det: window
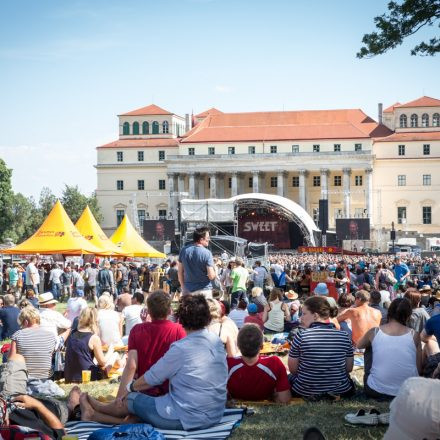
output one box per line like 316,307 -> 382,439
292,176 -> 299,187
398,144 -> 405,156
334,144 -> 341,152
313,176 -> 320,187
133,121 -> 139,135
423,144 -> 430,155
248,146 -> 255,154
116,180 -> 124,190
142,121 -> 149,134
410,114 -> 418,128
270,145 -> 277,154
158,150 -> 165,161
292,145 -> 299,153
152,121 -> 159,134
433,113 -> 440,127
162,121 -> 169,134
334,208 -> 343,219
423,206 -> 432,224
137,180 -> 144,190
188,148 -> 195,156
138,210 -> 146,226
158,209 -> 167,219
355,175 -> 363,186
208,147 -> 215,155
116,210 -> 124,226
313,144 -> 320,153
423,174 -> 431,186
270,177 -> 278,188
355,143 -> 362,152
122,122 -> 130,135
334,175 -> 342,186
399,114 -> 407,128
137,151 -> 144,161
228,177 -> 232,189
422,113 -> 429,127
397,175 -> 406,186
228,147 -> 235,155
158,180 -> 166,190
248,177 -> 253,188
116,151 -> 123,162
397,207 -> 407,224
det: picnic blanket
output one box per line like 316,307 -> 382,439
65,408 -> 245,440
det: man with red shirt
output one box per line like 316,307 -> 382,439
227,324 -> 291,403
115,290 -> 186,401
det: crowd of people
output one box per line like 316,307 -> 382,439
0,227 -> 439,439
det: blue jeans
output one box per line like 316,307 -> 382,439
230,290 -> 248,309
126,393 -> 183,430
52,283 -> 61,300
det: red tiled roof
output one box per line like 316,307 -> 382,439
97,138 -> 179,149
181,109 -> 392,143
374,131 -> 440,143
383,102 -> 401,113
119,104 -> 173,116
195,108 -> 223,118
397,96 -> 440,109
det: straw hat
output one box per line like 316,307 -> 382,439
38,292 -> 58,305
420,285 -> 432,293
286,290 -> 298,300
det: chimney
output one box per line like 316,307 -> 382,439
185,113 -> 190,133
378,103 -> 383,124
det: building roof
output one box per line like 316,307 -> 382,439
195,107 -> 223,118
383,102 -> 401,113
397,96 -> 440,109
119,104 -> 173,116
374,131 -> 440,143
97,138 -> 179,149
181,109 -> 392,143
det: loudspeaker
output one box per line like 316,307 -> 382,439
390,230 -> 396,240
318,199 -> 329,233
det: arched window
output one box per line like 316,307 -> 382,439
422,113 -> 429,127
433,113 -> 440,127
123,122 -> 130,135
152,121 -> 159,134
142,121 -> 149,134
399,114 -> 407,128
410,114 -> 418,128
133,121 -> 139,135
162,121 -> 169,134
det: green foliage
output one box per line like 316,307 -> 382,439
0,159 -> 14,242
39,187 -> 57,219
61,185 -> 103,224
357,0 -> 440,58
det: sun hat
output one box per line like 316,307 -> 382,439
286,290 -> 298,300
247,303 -> 258,314
38,292 -> 58,305
420,285 -> 432,292
314,282 -> 329,296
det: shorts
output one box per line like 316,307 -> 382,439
0,359 -> 28,397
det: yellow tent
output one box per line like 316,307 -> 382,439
110,214 -> 166,258
75,206 -> 129,257
3,200 -> 104,255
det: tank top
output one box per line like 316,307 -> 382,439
64,331 -> 99,383
264,301 -> 285,332
367,328 -> 419,396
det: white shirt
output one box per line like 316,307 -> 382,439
122,304 -> 143,336
26,263 -> 40,286
98,309 -> 122,346
379,289 -> 391,307
228,309 -> 248,329
39,308 -> 72,337
65,297 -> 88,322
253,266 -> 267,283
271,263 -> 283,277
49,268 -> 63,284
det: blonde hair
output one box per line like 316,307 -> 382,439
207,298 -> 221,321
251,287 -> 263,297
18,306 -> 40,327
78,307 -> 99,334
98,294 -> 114,310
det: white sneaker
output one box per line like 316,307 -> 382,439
344,409 -> 379,425
378,412 -> 390,425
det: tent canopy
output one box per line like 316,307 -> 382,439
75,206 -> 129,257
110,215 -> 165,258
3,201 -> 104,255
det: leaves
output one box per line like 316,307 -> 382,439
357,0 -> 440,58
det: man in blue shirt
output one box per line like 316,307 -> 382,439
0,294 -> 20,340
178,227 -> 215,298
393,257 -> 410,284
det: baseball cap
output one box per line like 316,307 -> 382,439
314,282 -> 329,296
247,303 -> 258,314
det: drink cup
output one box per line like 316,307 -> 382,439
82,370 -> 91,383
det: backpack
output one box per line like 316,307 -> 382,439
0,426 -> 51,440
88,423 -> 165,440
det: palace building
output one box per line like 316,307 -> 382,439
95,97 -> 440,248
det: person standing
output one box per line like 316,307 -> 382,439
98,262 -> 113,297
230,257 -> 249,308
49,264 -> 63,301
393,256 -> 410,287
25,256 -> 40,295
84,263 -> 99,302
178,227 -> 216,298
116,263 -> 129,295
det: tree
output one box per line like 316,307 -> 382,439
357,0 -> 440,58
5,194 -> 41,243
61,185 -> 103,224
38,187 -> 57,219
0,159 -> 14,242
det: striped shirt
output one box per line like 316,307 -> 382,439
289,322 -> 353,397
11,327 -> 57,379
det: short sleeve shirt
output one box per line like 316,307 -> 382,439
227,355 -> 290,400
178,244 -> 214,292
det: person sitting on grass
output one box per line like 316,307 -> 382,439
288,296 -> 355,399
227,324 -> 291,403
78,294 -> 228,431
262,288 -> 290,333
249,286 -> 267,312
357,297 -> 421,400
97,294 -> 123,346
244,303 -> 264,331
64,307 -> 118,383
228,299 -> 249,329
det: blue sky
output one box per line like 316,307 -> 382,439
1,0 -> 439,199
